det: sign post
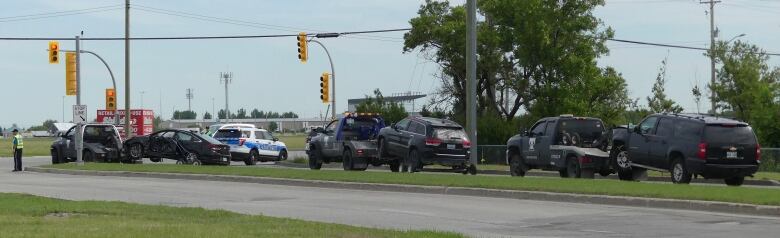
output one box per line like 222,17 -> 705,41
73,105 -> 87,165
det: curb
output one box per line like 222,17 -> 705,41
26,166 -> 780,217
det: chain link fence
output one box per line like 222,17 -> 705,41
477,145 -> 780,172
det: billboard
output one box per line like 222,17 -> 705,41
96,109 -> 154,136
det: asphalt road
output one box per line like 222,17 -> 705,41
3,157 -> 780,238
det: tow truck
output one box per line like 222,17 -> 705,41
306,113 -> 389,170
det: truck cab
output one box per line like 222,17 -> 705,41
306,113 -> 387,171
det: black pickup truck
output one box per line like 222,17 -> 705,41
306,113 -> 392,171
506,115 -> 611,178
50,124 -> 125,164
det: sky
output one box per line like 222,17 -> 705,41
1,0 -> 779,128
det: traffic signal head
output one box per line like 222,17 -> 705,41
320,72 -> 330,104
106,88 -> 116,110
49,41 -> 59,64
297,32 -> 308,63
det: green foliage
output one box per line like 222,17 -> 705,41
27,119 -> 57,131
268,121 -> 279,132
710,40 -> 780,146
203,112 -> 213,120
152,116 -> 163,130
249,109 -> 299,119
235,108 -> 248,119
218,109 -> 236,120
646,58 -> 684,114
172,110 -> 197,120
355,89 -> 409,124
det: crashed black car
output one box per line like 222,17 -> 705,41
124,129 -> 231,165
51,124 -> 124,164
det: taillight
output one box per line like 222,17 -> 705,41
697,143 -> 707,160
239,138 -> 246,146
356,149 -> 364,156
462,139 -> 471,149
579,156 -> 592,164
425,138 -> 442,146
757,144 -> 761,161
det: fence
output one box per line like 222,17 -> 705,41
476,145 -> 780,172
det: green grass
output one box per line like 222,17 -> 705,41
277,135 -> 306,151
0,137 -> 54,157
0,193 -> 461,238
473,164 -> 780,182
48,163 -> 780,206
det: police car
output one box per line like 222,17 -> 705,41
213,128 -> 288,165
205,123 -> 257,137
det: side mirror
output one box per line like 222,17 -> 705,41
273,137 -> 279,142
633,126 -> 642,134
522,130 -> 530,136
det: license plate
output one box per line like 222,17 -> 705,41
726,151 -> 738,159
447,144 -> 456,150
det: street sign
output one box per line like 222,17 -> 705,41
73,105 -> 87,123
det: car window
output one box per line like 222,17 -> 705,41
214,129 -> 241,138
655,118 -> 674,137
197,134 -> 222,144
530,121 -> 546,136
407,121 -> 424,134
415,123 -> 427,135
544,121 -> 556,136
674,120 -> 703,141
395,119 -> 411,131
639,117 -> 659,135
262,131 -> 273,140
325,120 -> 338,132
241,131 -> 252,138
161,131 -> 175,138
705,125 -> 757,144
433,127 -> 467,140
176,132 -> 199,142
65,127 -> 76,137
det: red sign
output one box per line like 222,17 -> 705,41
96,110 -> 154,136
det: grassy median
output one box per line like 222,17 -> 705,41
48,163 -> 780,206
0,137 -> 53,157
0,193 -> 461,238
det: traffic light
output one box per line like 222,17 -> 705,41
297,32 -> 308,63
65,52 -> 77,95
48,41 -> 59,64
106,88 -> 116,110
320,72 -> 330,104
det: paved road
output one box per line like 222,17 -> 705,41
2,157 -> 780,238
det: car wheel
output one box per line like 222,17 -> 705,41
670,158 -> 692,184
342,149 -> 354,171
129,143 -> 144,161
278,150 -> 288,161
407,149 -> 420,173
150,157 -> 162,163
389,159 -> 400,172
509,152 -> 527,177
51,149 -> 61,164
725,176 -> 745,186
564,157 -> 581,178
611,145 -> 634,181
467,164 -> 477,175
598,170 -> 611,177
245,150 -> 258,166
308,147 -> 323,170
186,153 -> 201,166
175,159 -> 184,165
83,150 -> 95,163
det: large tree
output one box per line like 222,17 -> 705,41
404,0 -> 624,122
710,40 -> 780,146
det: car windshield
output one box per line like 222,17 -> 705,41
433,127 -> 467,140
207,125 -> 222,135
705,125 -> 756,144
213,129 -> 241,138
197,133 -> 223,144
558,119 -> 604,142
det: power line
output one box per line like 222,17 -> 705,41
0,6 -> 124,23
0,4 -> 122,20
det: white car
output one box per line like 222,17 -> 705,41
213,128 -> 288,165
205,123 -> 257,137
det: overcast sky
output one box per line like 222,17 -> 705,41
1,0 -> 778,128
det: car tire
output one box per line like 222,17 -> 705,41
83,150 -> 95,163
561,157 -> 581,178
245,150 -> 258,166
670,158 -> 692,184
308,147 -> 323,170
150,157 -> 162,163
407,149 -> 420,173
278,150 -> 288,161
467,164 -> 477,175
51,149 -> 62,164
598,170 -> 611,177
128,143 -> 144,161
725,176 -> 745,186
343,149 -> 355,171
612,145 -> 634,181
389,159 -> 400,172
175,159 -> 185,165
509,152 -> 527,177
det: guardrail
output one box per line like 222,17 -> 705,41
477,145 -> 780,172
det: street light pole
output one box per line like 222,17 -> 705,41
466,0 -> 478,168
308,39 -> 335,120
124,0 -> 131,138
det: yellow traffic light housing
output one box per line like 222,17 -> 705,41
49,41 -> 59,64
65,52 -> 77,95
106,88 -> 117,110
297,32 -> 308,63
320,72 -> 330,104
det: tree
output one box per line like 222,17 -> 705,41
268,121 -> 279,132
28,119 -> 58,131
404,0 -> 614,121
356,89 -> 409,124
217,109 -> 236,120
251,109 -> 262,118
646,58 -> 684,114
172,110 -> 197,120
203,112 -> 212,120
709,40 -> 780,146
153,116 -> 163,130
235,108 -> 248,119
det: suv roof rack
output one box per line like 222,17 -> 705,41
559,114 -> 574,118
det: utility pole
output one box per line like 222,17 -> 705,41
211,97 -> 215,122
140,91 -> 146,108
220,72 -> 233,122
466,0 -> 478,168
701,0 -> 720,114
124,0 -> 131,138
75,35 -> 83,165
186,88 -> 194,111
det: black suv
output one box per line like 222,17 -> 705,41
377,117 -> 475,174
611,113 -> 760,186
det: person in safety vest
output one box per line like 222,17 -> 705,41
11,129 -> 23,172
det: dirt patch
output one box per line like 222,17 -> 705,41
45,212 -> 86,218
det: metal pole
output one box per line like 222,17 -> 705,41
124,0 -> 131,137
80,50 -> 118,125
709,1 -> 716,114
466,0 -> 478,167
62,96 -> 65,122
308,39 -> 335,119
75,35 -> 83,165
